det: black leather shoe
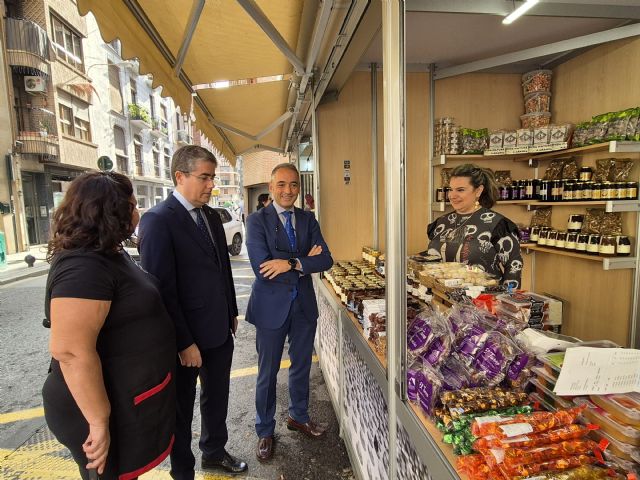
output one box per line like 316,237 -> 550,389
201,451 -> 248,475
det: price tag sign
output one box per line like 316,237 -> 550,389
343,160 -> 351,184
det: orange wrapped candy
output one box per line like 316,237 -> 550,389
501,439 -> 599,467
471,406 -> 585,438
457,454 -> 503,480
474,424 -> 597,450
499,453 -> 597,477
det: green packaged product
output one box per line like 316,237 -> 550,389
461,128 -> 489,154
626,107 -> 640,141
586,113 -> 610,145
605,109 -> 632,141
571,122 -> 591,147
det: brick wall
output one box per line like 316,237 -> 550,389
243,150 -> 289,187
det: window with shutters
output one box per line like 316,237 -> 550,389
134,134 -> 143,175
108,62 -> 124,114
116,155 -> 128,174
51,14 -> 84,71
164,148 -> 171,179
130,78 -> 137,105
153,150 -> 161,177
58,91 -> 91,141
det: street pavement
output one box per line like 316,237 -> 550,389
0,247 -> 354,480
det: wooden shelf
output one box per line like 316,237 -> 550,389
523,244 -> 636,270
433,200 -> 640,213
434,142 -> 640,166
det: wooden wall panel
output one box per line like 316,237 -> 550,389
318,71 -> 431,260
317,72 -> 374,261
553,37 -> 640,124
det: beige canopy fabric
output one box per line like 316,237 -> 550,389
77,0 -> 303,162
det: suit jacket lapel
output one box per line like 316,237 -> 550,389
266,204 -> 290,254
167,195 -> 217,259
202,206 -> 223,265
293,207 -> 308,254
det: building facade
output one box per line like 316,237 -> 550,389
0,0 -> 235,253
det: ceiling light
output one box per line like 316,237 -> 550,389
503,0 -> 540,25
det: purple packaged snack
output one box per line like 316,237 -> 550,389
408,318 -> 433,354
421,335 -> 452,367
439,356 -> 472,391
454,323 -> 489,365
415,364 -> 444,417
447,303 -> 481,335
470,331 -> 518,386
408,309 -> 449,359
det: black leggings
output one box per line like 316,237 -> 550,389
42,368 -> 124,480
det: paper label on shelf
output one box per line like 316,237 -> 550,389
484,148 -> 506,156
553,347 -> 640,395
499,423 -> 534,437
505,147 -> 529,155
529,144 -> 554,153
474,415 -> 505,425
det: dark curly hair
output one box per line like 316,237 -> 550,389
47,171 -> 134,261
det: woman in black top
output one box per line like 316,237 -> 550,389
427,164 -> 523,288
42,172 -> 176,479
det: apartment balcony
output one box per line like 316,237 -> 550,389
15,132 -> 60,162
176,129 -> 192,146
6,18 -> 51,75
128,103 -> 151,130
149,118 -> 167,138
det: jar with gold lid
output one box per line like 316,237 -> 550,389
565,232 -> 578,251
616,236 -> 632,257
530,226 -> 541,243
546,230 -> 558,248
537,228 -> 549,246
598,235 -> 617,257
556,231 -> 567,249
587,234 -> 601,255
576,234 -> 589,253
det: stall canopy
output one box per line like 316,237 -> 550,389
77,0 -> 375,165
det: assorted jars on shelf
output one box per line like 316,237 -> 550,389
529,225 -> 632,257
493,178 -> 639,202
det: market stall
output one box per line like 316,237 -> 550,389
312,3 -> 640,480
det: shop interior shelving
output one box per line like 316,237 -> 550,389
521,244 -> 637,270
432,141 -> 640,166
432,199 -> 640,212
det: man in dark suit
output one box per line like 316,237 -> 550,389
246,163 -> 333,462
138,146 -> 247,479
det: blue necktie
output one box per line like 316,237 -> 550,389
282,210 -> 297,300
194,208 -> 218,261
282,210 -> 297,252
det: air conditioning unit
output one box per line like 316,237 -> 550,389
24,76 -> 47,94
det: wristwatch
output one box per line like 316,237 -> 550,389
288,258 -> 298,270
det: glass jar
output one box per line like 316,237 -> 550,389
530,226 -> 541,242
616,236 -> 632,256
556,231 -> 567,249
444,187 -> 451,202
602,182 -> 615,200
551,180 -> 563,202
574,182 -> 584,200
562,182 -> 574,201
436,188 -> 445,202
499,185 -> 509,201
567,214 -> 584,233
519,180 -> 527,200
582,182 -> 594,201
538,228 -> 549,246
539,180 -> 549,201
525,179 -> 534,200
509,184 -> 519,200
592,182 -> 602,200
587,234 -> 601,255
565,232 -> 578,251
598,235 -> 617,257
579,166 -> 593,182
547,230 -> 558,248
533,179 -> 541,200
627,181 -> 638,200
615,182 -> 626,200
576,234 -> 589,252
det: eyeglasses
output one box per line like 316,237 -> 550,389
275,224 -> 299,254
180,171 -> 216,184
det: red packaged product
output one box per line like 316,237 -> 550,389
499,453 -> 597,477
473,423 -> 597,450
471,405 -> 586,438
457,454 -> 504,480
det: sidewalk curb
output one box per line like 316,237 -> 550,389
0,265 -> 50,286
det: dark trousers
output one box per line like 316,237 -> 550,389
170,335 -> 234,480
254,299 -> 317,438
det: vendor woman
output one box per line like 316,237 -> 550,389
427,164 -> 523,288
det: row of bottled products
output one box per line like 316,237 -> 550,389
529,226 -> 631,257
436,179 -> 638,203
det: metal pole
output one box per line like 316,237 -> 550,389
427,63 -> 435,225
382,2 -> 406,479
310,81 -> 322,225
371,62 -> 379,249
631,210 -> 640,348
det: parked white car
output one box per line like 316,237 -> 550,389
213,207 -> 244,256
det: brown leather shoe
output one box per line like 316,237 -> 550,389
256,436 -> 274,462
286,416 -> 326,438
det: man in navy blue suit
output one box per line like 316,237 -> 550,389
246,163 -> 333,462
138,146 -> 247,479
